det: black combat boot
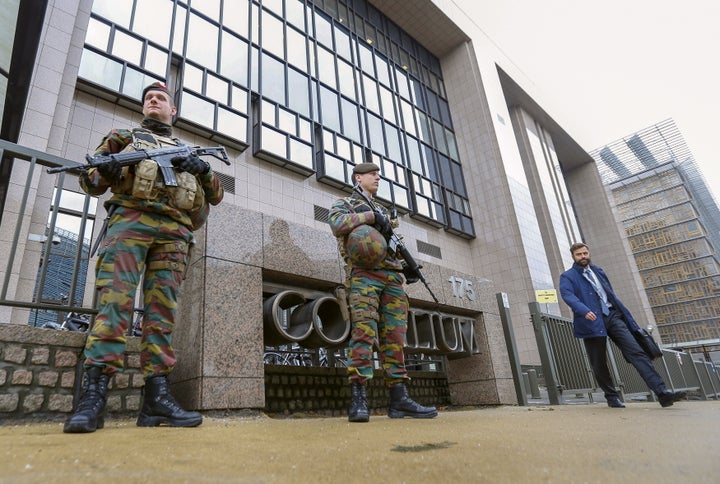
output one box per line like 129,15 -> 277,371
348,381 -> 369,422
136,375 -> 202,427
388,383 -> 438,419
63,366 -> 109,433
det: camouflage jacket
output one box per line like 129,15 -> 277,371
328,192 -> 403,272
80,117 -> 224,231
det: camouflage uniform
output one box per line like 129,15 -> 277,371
329,192 -> 410,386
80,116 -> 224,378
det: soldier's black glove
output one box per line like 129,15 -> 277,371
373,210 -> 392,237
96,159 -> 122,182
171,154 -> 209,175
402,262 -> 421,284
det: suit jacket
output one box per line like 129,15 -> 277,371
559,262 -> 639,338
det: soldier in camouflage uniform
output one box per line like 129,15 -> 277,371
64,82 -> 224,433
329,163 -> 437,422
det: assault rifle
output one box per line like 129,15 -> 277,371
352,183 -> 439,304
47,145 -> 231,187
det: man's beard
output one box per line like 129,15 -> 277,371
578,258 -> 591,267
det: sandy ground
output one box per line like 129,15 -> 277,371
1,401 -> 719,483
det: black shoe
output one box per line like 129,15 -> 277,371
63,367 -> 109,433
388,383 -> 438,419
658,391 -> 687,408
606,396 -> 625,408
348,381 -> 369,423
137,376 -> 202,427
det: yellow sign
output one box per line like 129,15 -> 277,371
535,289 -> 557,303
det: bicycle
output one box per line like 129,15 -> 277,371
42,294 -> 91,332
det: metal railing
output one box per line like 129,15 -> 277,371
529,302 -> 720,404
0,139 -> 98,324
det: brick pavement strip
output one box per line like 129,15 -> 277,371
1,401 -> 718,483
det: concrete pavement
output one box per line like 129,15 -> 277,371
1,400 -> 719,483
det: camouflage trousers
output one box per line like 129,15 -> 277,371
84,207 -> 192,378
347,268 -> 410,385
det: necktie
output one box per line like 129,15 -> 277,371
583,269 -> 610,316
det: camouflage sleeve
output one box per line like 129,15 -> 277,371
197,169 -> 224,206
328,197 -> 374,237
79,129 -> 133,195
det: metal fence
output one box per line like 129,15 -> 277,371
0,139 -> 98,325
529,302 -> 720,404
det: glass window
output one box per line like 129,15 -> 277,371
366,113 -> 385,156
316,46 -> 337,90
194,0 -> 220,19
262,100 -> 276,124
278,107 -> 296,134
206,73 -> 228,104
111,30 -> 142,67
231,85 -> 247,110
298,118 -> 311,141
337,59 -> 356,101
289,138 -> 313,169
261,53 -> 285,104
180,91 -> 215,127
362,74 -> 379,113
92,0 -> 132,28
86,18 -> 110,50
218,107 -> 247,141
432,119 -> 447,154
385,123 -> 402,162
145,45 -> 167,76
262,126 -> 287,157
220,32 -> 248,86
314,10 -> 333,48
263,0 -> 284,16
395,67 -> 409,100
133,0 -> 173,46
334,24 -> 352,61
358,42 -> 374,77
79,50 -> 122,91
183,63 -> 203,93
319,85 -> 340,132
286,27 -> 307,70
379,84 -> 396,124
287,67 -> 310,117
416,111 -> 430,143
223,0 -> 249,36
172,4 -> 187,56
400,99 -> 415,136
340,97 -> 360,142
261,10 -> 284,59
122,67 -> 157,99
286,0 -> 306,29
186,13 -> 218,70
376,55 -> 390,87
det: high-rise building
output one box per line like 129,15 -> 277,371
0,0 -> 659,408
591,119 -> 720,349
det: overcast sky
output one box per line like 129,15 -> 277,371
454,0 -> 720,202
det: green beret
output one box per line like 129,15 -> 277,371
353,163 -> 380,174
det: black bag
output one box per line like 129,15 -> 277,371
632,328 -> 663,360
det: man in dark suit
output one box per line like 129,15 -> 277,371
559,242 -> 686,408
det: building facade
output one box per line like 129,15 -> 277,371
1,0 -> 655,410
591,119 -> 720,349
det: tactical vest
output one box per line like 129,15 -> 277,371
110,128 -> 204,213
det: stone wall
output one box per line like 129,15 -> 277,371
1,324 -> 452,421
0,324 -> 143,420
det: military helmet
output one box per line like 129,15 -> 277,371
345,225 -> 387,268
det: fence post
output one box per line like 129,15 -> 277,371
529,302 -> 561,405
496,292 -> 527,406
